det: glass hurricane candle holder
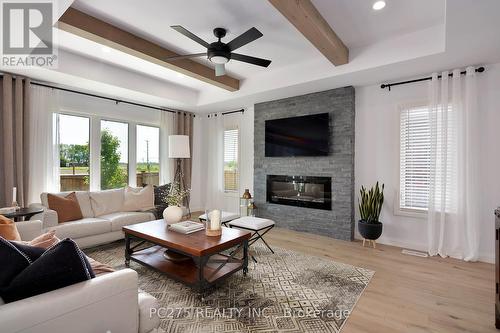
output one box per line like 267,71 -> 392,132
205,209 -> 222,237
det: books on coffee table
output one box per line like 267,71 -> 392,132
168,221 -> 205,234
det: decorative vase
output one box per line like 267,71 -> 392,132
242,189 -> 252,199
357,220 -> 383,240
163,206 -> 183,225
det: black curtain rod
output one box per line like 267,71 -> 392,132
0,72 -> 187,115
208,109 -> 244,117
31,81 -> 179,114
380,66 -> 485,91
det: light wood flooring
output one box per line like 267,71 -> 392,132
266,227 -> 495,333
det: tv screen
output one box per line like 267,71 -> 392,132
265,113 -> 330,157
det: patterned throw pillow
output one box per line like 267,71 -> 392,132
153,183 -> 171,206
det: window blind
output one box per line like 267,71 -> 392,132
399,106 -> 431,211
224,129 -> 239,191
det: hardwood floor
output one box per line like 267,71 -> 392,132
264,227 -> 495,333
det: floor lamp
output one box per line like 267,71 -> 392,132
168,135 -> 191,216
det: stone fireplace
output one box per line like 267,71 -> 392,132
254,86 -> 355,241
266,175 -> 332,210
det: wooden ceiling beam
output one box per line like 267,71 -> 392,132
57,7 -> 239,91
268,0 -> 348,66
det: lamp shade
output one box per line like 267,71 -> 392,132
168,135 -> 190,158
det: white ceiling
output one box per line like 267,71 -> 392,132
64,0 -> 446,83
313,0 -> 445,49
6,0 -> 500,112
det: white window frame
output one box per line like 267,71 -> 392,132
223,126 -> 240,194
395,102 -> 429,219
55,109 -> 162,191
135,123 -> 161,187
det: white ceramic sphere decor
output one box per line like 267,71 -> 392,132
163,206 -> 183,225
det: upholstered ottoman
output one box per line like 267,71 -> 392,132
227,216 -> 275,262
198,211 -> 240,226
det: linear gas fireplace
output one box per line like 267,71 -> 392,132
266,175 -> 332,210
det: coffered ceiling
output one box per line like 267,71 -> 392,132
3,0 -> 500,112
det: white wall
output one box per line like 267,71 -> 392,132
355,62 -> 500,263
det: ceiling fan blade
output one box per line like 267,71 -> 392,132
215,63 -> 226,76
170,25 -> 209,48
165,53 -> 206,61
231,53 -> 271,67
227,27 -> 263,51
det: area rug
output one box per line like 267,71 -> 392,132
85,241 -> 374,333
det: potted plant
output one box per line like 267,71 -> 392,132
358,182 -> 384,243
163,182 -> 190,225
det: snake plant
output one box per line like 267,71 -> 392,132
358,182 -> 385,223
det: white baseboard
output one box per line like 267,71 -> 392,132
355,235 -> 494,264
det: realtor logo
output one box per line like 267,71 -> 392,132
1,1 -> 57,67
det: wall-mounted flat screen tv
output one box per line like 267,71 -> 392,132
265,113 -> 330,157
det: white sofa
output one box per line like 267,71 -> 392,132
28,188 -> 156,248
0,221 -> 163,333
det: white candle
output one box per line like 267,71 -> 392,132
211,210 -> 221,230
12,187 -> 16,203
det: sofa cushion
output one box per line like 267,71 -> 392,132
0,239 -> 94,303
123,186 -> 155,212
0,215 -> 21,241
100,212 -> 155,232
90,188 -> 125,217
50,218 -> 111,239
41,191 -> 94,218
47,192 -> 84,223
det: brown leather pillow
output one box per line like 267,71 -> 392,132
47,192 -> 83,223
0,215 -> 21,241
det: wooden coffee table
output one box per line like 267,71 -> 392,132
122,219 -> 251,291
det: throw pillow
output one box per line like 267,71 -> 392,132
0,236 -> 44,287
89,188 -> 125,216
47,192 -> 83,223
86,256 -> 115,275
0,215 -> 21,241
154,183 -> 171,206
0,238 -> 94,303
28,230 -> 60,249
122,185 -> 155,212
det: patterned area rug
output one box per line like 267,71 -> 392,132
85,241 -> 374,333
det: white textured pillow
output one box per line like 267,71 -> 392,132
123,185 -> 155,212
90,188 -> 125,216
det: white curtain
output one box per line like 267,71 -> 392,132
27,85 -> 60,204
159,111 -> 175,185
427,67 -> 480,261
204,114 -> 224,209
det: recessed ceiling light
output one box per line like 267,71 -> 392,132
101,46 -> 111,53
372,1 -> 386,10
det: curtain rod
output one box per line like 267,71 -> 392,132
380,66 -> 485,91
207,109 -> 244,117
0,72 -> 189,115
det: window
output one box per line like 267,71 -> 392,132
101,120 -> 129,190
58,114 -> 90,191
399,105 -> 431,212
136,125 -> 160,186
224,129 -> 239,192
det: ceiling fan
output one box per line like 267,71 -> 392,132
166,26 -> 272,77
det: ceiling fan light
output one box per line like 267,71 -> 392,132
210,55 -> 229,64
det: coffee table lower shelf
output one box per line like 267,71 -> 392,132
129,245 -> 246,289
